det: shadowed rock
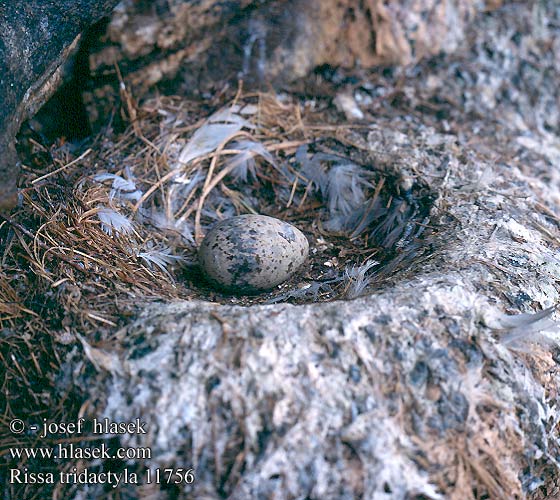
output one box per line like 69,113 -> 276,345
1,0 -> 494,210
0,0 -> 119,210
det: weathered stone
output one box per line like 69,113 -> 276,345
72,2 -> 560,496
0,0 -> 119,210
3,0 -> 560,498
0,0 -> 498,209
91,0 -> 494,93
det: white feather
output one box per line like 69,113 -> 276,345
137,245 -> 184,278
97,207 -> 134,236
226,140 -> 278,182
94,172 -> 143,202
177,107 -> 255,166
344,260 -> 378,299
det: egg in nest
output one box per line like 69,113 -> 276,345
198,215 -> 309,293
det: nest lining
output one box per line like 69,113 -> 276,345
2,1 -> 560,497
0,89 -> 437,499
11,92 -> 434,311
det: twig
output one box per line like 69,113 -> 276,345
194,131 -> 254,243
31,149 -> 92,184
286,174 -> 299,208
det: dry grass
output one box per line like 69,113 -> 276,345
0,87 -> 434,498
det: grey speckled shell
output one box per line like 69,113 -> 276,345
198,215 -> 309,293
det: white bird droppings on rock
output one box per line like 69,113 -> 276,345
198,214 -> 309,293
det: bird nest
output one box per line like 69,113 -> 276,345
3,1 -> 560,497
0,87 -> 436,498
6,90 -> 434,311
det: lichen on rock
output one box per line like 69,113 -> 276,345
76,2 -> 560,494
2,0 -> 560,499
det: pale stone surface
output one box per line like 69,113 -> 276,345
68,1 -> 560,498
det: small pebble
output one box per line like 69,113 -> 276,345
198,214 -> 309,293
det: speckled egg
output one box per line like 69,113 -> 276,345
198,214 -> 309,293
